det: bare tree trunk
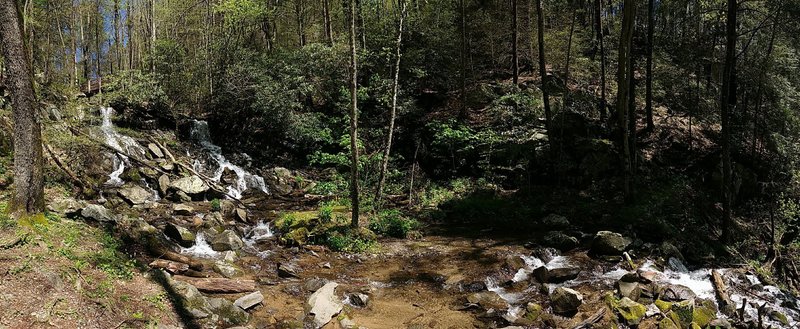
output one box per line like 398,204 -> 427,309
295,0 -> 306,47
535,0 -> 552,154
0,0 -> 45,216
752,15 -> 778,162
114,0 -> 122,72
323,0 -> 333,45
564,9 -> 576,83
95,0 -> 102,78
594,0 -> 606,119
511,0 -> 518,84
720,0 -> 737,242
617,0 -> 635,201
348,0 -> 360,227
127,0 -> 133,69
458,0 -> 467,120
376,0 -> 407,202
645,0 -> 654,130
151,0 -> 156,72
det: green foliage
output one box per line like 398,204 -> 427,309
324,228 -> 377,253
104,70 -> 167,110
210,198 -> 222,212
318,202 -> 335,224
368,210 -> 420,238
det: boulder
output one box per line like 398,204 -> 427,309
80,204 -> 117,223
616,297 -> 647,325
221,167 -> 238,185
170,175 -> 209,195
158,174 -> 170,195
118,185 -> 152,205
278,263 -> 301,279
617,279 -> 641,300
213,261 -> 242,278
210,230 -> 244,251
467,291 -> 507,310
207,297 -> 249,326
541,214 -> 570,229
147,143 -> 164,158
173,204 -> 194,216
550,287 -> 582,315
48,197 -> 86,217
168,277 -> 212,319
234,291 -> 264,310
659,284 -> 696,302
590,231 -> 631,256
165,223 -> 196,247
346,293 -> 369,308
667,257 -> 689,273
306,282 -> 343,329
532,266 -> 580,283
235,208 -> 248,222
531,247 -> 560,264
542,231 -> 579,251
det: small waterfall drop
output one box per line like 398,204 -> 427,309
180,232 -> 220,258
100,107 -> 145,186
189,120 -> 269,199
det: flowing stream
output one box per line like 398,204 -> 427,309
189,120 -> 269,199
99,107 -> 146,186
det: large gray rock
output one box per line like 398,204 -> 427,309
466,291 -> 507,310
659,284 -> 696,302
541,214 -> 570,229
170,175 -> 209,195
306,282 -> 343,328
542,231 -> 579,251
168,278 -> 212,319
173,204 -> 194,216
213,260 -> 242,278
211,230 -> 244,251
48,197 -> 86,216
533,266 -> 580,283
147,143 -> 164,158
234,291 -> 264,310
158,174 -> 170,196
550,287 -> 582,315
207,297 -> 249,326
118,185 -> 152,205
80,204 -> 116,223
165,223 -> 195,247
590,231 -> 631,256
278,263 -> 301,279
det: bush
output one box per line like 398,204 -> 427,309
324,228 -> 377,253
369,210 -> 420,239
210,198 -> 221,212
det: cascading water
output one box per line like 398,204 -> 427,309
99,107 -> 146,186
180,232 -> 220,259
189,120 -> 269,199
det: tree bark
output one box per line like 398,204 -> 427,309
535,0 -> 552,154
0,0 -> 45,216
323,0 -> 333,45
645,0 -> 654,130
720,0 -> 737,242
564,9 -> 576,83
348,0 -> 360,228
458,0 -> 467,120
376,0 -> 406,203
617,0 -> 635,201
295,0 -> 306,47
594,0 -> 606,119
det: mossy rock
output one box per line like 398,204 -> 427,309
525,302 -> 543,322
658,317 -> 679,329
668,300 -> 694,328
655,299 -> 673,313
282,227 -> 310,245
616,297 -> 647,325
692,299 -> 717,327
771,310 -> 789,326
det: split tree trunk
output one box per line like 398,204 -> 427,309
0,0 -> 45,216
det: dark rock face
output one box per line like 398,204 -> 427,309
533,266 -> 580,283
550,287 -> 583,315
590,231 -> 631,256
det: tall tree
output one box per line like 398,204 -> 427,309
720,0 -> 737,242
644,0 -> 654,130
322,0 -> 333,45
511,0 -> 518,84
594,0 -> 606,119
617,0 -> 636,201
535,0 -> 552,151
348,0 -> 360,227
0,0 -> 45,217
376,0 -> 407,202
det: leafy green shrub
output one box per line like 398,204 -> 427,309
324,228 -> 377,253
318,202 -> 334,223
210,198 -> 222,212
369,210 -> 420,239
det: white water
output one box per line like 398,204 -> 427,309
189,120 -> 269,199
100,107 -> 146,186
243,220 -> 274,247
180,232 -> 220,258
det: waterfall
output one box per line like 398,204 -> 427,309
100,107 -> 145,186
189,120 -> 269,199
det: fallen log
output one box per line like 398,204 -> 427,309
172,276 -> 257,293
148,259 -> 189,274
712,269 -> 736,317
44,143 -> 86,193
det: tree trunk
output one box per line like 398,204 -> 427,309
617,0 -> 635,201
752,16 -> 778,161
127,0 -> 133,70
295,0 -> 306,47
114,0 -> 122,72
376,0 -> 406,203
0,0 -> 45,216
564,9 -> 576,83
458,0 -> 467,120
151,0 -> 156,72
535,0 -> 552,154
645,0 -> 654,130
720,0 -> 737,242
348,0 -> 360,227
511,0 -> 518,85
95,0 -> 102,79
323,0 -> 333,45
594,0 -> 606,119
